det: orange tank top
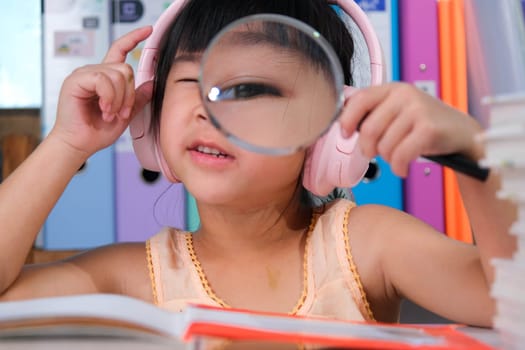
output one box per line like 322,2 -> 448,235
146,198 -> 374,322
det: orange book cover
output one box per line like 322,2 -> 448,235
437,0 -> 473,243
186,303 -> 495,349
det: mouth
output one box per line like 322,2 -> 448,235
190,144 -> 233,159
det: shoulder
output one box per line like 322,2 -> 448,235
67,241 -> 153,301
2,242 -> 153,303
315,198 -> 408,232
344,202 -> 438,271
348,202 -> 448,254
336,202 -> 431,321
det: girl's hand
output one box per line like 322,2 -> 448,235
339,82 -> 484,177
50,26 -> 153,160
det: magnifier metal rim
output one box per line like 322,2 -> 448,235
199,13 -> 345,156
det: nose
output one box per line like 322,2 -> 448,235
197,108 -> 209,121
193,94 -> 211,122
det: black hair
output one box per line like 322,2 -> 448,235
151,0 -> 354,138
151,0 -> 356,207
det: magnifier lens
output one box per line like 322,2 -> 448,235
200,14 -> 344,155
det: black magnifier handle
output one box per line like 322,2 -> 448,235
423,153 -> 490,181
355,116 -> 490,182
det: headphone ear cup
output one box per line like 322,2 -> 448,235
303,121 -> 369,197
129,103 -> 180,183
130,102 -> 158,171
302,84 -> 369,197
129,0 -> 186,183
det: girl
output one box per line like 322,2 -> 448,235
0,0 -> 516,327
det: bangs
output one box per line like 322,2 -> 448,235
172,0 -> 321,55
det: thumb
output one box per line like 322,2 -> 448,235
132,80 -> 154,116
339,86 -> 365,138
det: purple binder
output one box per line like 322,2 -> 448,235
116,151 -> 186,242
405,160 -> 445,232
400,0 -> 444,232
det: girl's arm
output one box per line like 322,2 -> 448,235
456,170 -> 517,284
0,136 -> 89,293
0,26 -> 153,297
340,83 -> 517,326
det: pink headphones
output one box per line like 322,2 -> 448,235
129,0 -> 383,196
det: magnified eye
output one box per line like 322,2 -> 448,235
209,83 -> 282,101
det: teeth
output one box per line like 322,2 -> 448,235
196,145 -> 227,158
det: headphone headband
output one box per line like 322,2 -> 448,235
332,0 -> 383,85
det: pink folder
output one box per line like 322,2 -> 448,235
400,0 -> 445,232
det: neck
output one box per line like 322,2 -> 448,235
193,192 -> 312,255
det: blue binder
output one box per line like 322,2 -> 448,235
44,149 -> 115,249
40,0 -> 115,249
352,0 -> 403,210
352,157 -> 403,209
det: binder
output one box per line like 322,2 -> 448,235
352,157 -> 403,209
355,0 -> 400,81
437,0 -> 473,243
352,0 -> 403,210
404,160 -> 445,232
399,0 -> 445,232
112,0 -> 186,241
115,140 -> 186,242
44,149 -> 116,249
185,191 -> 200,232
40,0 -> 115,249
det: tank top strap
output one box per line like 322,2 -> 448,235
146,228 -> 218,312
300,199 -> 375,321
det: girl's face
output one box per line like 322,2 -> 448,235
159,53 -> 306,207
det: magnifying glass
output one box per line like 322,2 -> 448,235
199,14 -> 344,155
198,13 -> 490,182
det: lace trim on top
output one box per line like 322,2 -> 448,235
145,240 -> 159,305
185,211 -> 320,315
342,204 -> 375,321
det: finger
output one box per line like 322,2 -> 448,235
66,67 -> 116,116
93,67 -> 129,121
77,71 -> 118,122
389,133 -> 425,178
113,63 -> 136,120
103,26 -> 152,64
357,92 -> 402,158
376,110 -> 413,163
132,81 -> 154,117
339,85 -> 390,136
118,71 -> 136,120
98,63 -> 137,120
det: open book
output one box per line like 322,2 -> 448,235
0,294 -> 495,349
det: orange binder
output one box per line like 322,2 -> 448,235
437,0 -> 473,243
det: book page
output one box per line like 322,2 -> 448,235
0,294 -> 184,338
